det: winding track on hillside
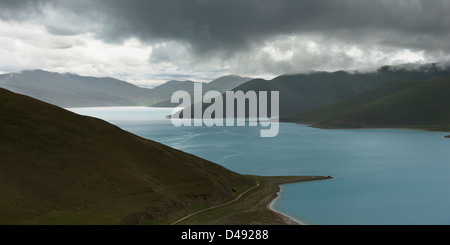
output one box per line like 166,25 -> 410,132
170,181 -> 260,225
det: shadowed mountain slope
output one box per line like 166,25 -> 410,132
282,76 -> 450,132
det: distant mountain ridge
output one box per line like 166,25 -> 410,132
151,75 -> 252,107
0,70 -> 251,108
0,70 -> 155,107
149,80 -> 196,105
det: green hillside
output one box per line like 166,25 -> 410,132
175,63 -> 450,118
232,64 -> 450,117
232,73 -> 376,117
282,76 -> 450,131
0,88 -> 254,225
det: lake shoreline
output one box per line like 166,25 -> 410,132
267,185 -> 309,225
282,120 -> 450,134
169,176 -> 333,225
266,176 -> 333,225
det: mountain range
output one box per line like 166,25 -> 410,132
0,70 -> 250,108
282,75 -> 450,132
175,63 -> 450,119
151,75 -> 252,107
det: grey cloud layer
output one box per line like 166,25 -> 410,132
1,0 -> 449,76
1,0 -> 449,52
100,0 -> 450,53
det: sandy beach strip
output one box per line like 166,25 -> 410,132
268,185 -> 311,225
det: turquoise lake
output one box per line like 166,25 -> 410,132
68,107 -> 450,225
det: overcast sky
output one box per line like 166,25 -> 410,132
0,0 -> 449,87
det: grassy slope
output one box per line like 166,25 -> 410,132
282,76 -> 450,131
235,66 -> 450,117
0,88 -> 255,225
230,72 -> 377,117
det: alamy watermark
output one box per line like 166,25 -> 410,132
170,83 -> 279,137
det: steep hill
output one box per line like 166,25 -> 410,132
0,88 -> 254,224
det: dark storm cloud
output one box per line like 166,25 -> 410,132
1,0 -> 449,55
88,0 -> 450,54
0,0 -> 46,20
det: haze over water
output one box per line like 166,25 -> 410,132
69,107 -> 450,225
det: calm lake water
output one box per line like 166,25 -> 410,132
68,106 -> 450,225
